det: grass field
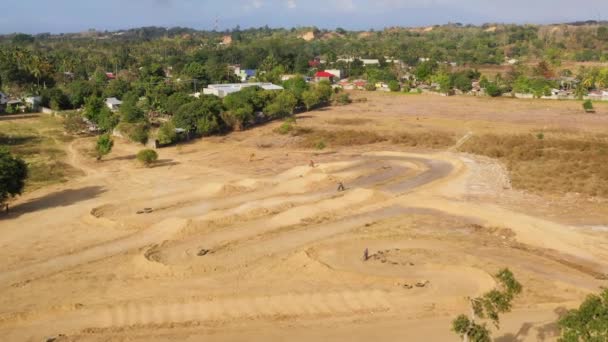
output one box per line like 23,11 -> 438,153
0,114 -> 83,191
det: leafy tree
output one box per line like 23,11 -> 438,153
558,288 -> 608,342
302,90 -> 321,110
95,134 -> 113,160
433,72 -> 452,94
119,98 -> 145,123
0,148 -> 28,206
388,80 -> 401,92
157,121 -> 177,145
314,80 -> 333,103
103,79 -> 131,99
264,91 -> 297,118
12,33 -> 35,45
485,82 -> 503,97
414,61 -> 437,81
136,149 -> 158,167
283,76 -> 310,102
452,268 -> 522,342
117,122 -> 149,144
165,92 -> 194,115
173,95 -> 223,135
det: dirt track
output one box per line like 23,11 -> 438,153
1,94 -> 607,341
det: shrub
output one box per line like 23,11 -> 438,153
157,121 -> 177,145
95,134 -> 113,160
276,121 -> 294,135
64,112 -> 88,135
388,80 -> 401,92
365,83 -> 377,91
315,140 -> 326,150
117,122 -> 149,144
136,149 -> 158,167
333,93 -> 352,105
583,100 -> 594,112
485,82 -> 503,97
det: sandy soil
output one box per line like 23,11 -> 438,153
1,93 -> 607,341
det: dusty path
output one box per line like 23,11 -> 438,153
1,115 -> 607,341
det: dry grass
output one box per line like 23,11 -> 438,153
288,126 -> 455,150
325,118 -> 372,126
0,115 -> 82,191
460,134 -> 608,197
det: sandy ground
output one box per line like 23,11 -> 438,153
1,93 -> 607,341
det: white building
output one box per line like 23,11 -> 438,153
202,83 -> 283,98
324,69 -> 343,79
337,58 -> 380,66
105,97 -> 122,111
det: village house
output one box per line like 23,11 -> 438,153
202,83 -> 283,98
105,97 -> 122,111
314,71 -> 336,83
324,69 -> 343,79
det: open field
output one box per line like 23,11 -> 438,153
1,93 -> 608,341
0,114 -> 83,192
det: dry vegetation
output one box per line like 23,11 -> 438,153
460,133 -> 608,197
283,124 -> 456,150
0,115 -> 82,191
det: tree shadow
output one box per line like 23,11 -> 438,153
495,323 -> 533,342
0,114 -> 40,121
150,159 -> 179,168
1,186 -> 106,219
495,307 -> 567,342
0,134 -> 40,146
109,154 -> 137,161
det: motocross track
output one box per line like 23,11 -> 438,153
1,93 -> 607,341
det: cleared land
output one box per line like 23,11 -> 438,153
1,93 -> 607,341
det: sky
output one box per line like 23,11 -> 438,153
1,0 -> 608,34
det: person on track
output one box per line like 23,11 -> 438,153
337,181 -> 345,192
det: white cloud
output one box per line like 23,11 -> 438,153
286,0 -> 297,9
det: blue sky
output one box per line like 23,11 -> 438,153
2,0 -> 608,34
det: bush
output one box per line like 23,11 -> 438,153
365,83 -> 377,91
583,100 -> 594,112
315,140 -> 326,150
95,134 -> 113,160
136,149 -> 158,167
485,82 -> 503,97
117,122 -> 149,144
157,121 -> 177,145
64,112 -> 88,135
388,80 -> 401,92
333,93 -> 352,105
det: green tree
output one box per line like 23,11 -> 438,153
314,80 -> 333,103
119,98 -> 145,123
452,268 -> 522,342
485,82 -> 503,97
264,91 -> 297,118
433,73 -> 452,94
165,92 -> 194,115
95,134 -> 113,160
0,148 -> 28,206
302,90 -> 321,110
558,288 -> 608,342
173,95 -> 223,135
388,80 -> 401,92
157,121 -> 177,145
583,100 -> 594,113
136,149 -> 158,167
